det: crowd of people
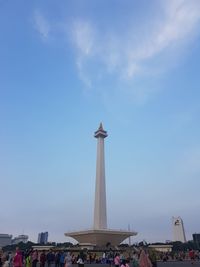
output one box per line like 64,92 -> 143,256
155,249 -> 200,262
0,247 -> 154,267
1,247 -> 200,267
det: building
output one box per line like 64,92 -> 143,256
0,234 -> 12,247
193,233 -> 200,248
65,123 -> 137,247
32,245 -> 54,251
172,216 -> 186,243
148,244 -> 173,253
38,232 -> 48,244
12,235 -> 28,244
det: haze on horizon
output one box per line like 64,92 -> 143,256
0,0 -> 200,244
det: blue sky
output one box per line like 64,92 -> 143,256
1,0 -> 200,244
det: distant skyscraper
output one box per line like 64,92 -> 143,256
193,233 -> 200,248
37,232 -> 48,244
172,217 -> 186,243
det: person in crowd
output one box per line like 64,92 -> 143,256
25,251 -> 31,267
121,260 -> 126,267
102,252 -> 106,264
126,260 -> 130,267
55,252 -> 60,267
189,250 -> 195,265
108,251 -> 114,267
46,250 -> 55,267
139,249 -> 152,267
13,247 -> 23,267
132,251 -> 139,267
40,251 -> 46,267
46,251 -> 51,267
31,250 -> 38,267
64,253 -> 72,267
59,252 -> 65,267
114,253 -> 121,267
121,259 -> 130,267
2,255 -> 9,267
0,250 -> 2,267
77,256 -> 84,267
7,252 -> 12,265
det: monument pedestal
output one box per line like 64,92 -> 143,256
65,228 -> 137,247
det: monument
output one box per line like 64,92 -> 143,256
93,122 -> 107,230
65,123 -> 137,247
172,216 -> 186,243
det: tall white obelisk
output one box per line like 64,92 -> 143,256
65,123 -> 137,246
93,123 -> 108,230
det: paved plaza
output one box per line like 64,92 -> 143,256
157,261 -> 200,267
80,262 -> 200,267
69,262 -> 200,267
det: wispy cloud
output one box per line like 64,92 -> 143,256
33,10 -> 50,41
71,20 -> 94,57
70,20 -> 95,88
32,1 -> 200,101
134,0 -> 200,59
69,0 -> 200,85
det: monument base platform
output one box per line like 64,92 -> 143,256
65,229 -> 137,247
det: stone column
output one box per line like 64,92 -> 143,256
93,123 -> 108,230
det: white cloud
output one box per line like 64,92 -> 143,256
151,0 -> 200,54
32,1 -> 200,102
70,0 -> 200,85
69,20 -> 95,89
71,20 -> 94,56
33,10 -> 50,41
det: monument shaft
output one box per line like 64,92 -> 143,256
94,123 -> 107,230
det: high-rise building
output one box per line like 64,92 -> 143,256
172,216 -> 186,243
37,232 -> 48,244
12,234 -> 28,244
193,233 -> 200,248
0,234 -> 12,247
